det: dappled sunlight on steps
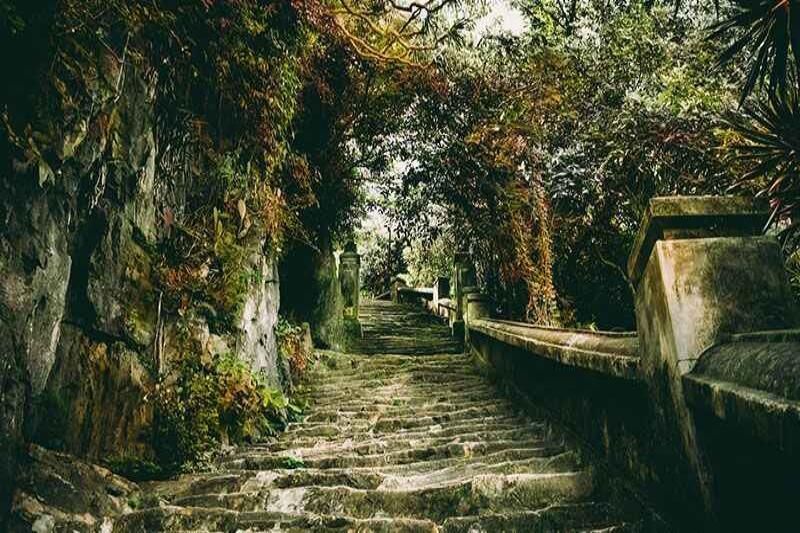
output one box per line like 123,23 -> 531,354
118,302 -> 652,531
350,300 -> 463,355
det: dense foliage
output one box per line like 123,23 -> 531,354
5,0 -> 800,472
357,0 -> 800,329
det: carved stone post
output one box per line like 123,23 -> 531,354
464,291 -> 491,345
629,196 -> 800,527
339,241 -> 361,335
452,253 -> 476,340
433,276 -> 450,317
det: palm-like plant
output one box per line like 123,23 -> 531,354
710,0 -> 800,103
727,89 -> 800,240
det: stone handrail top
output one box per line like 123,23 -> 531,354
470,318 -> 641,381
486,318 -> 638,338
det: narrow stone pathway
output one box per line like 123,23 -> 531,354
119,301 -> 646,531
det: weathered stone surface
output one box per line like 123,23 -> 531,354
627,195 -> 768,285
87,213 -> 158,348
36,325 -> 155,460
470,319 -> 640,380
8,445 -> 140,533
235,252 -> 286,387
1,56 -> 289,525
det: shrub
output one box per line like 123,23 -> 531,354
153,352 -> 288,473
275,317 -> 312,381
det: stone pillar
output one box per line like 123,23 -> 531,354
433,277 -> 450,316
452,253 -> 476,340
629,196 -> 800,527
464,291 -> 491,345
339,242 -> 361,334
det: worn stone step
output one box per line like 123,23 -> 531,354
231,428 -> 550,465
302,400 -> 513,423
305,372 -> 481,391
309,361 -> 474,377
303,395 -> 510,415
164,451 -> 582,504
115,506 -> 438,532
276,413 -> 531,442
306,379 -> 495,401
305,382 -> 499,404
299,387 -> 503,409
275,417 -> 539,446
260,421 -> 543,453
223,438 -> 564,471
308,358 -> 470,376
172,471 -> 593,522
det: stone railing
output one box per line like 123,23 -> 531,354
386,196 -> 800,532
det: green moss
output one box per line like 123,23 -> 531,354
281,456 -> 306,469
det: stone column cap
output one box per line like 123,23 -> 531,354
628,196 -> 768,286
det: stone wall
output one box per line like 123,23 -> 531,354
0,57 -> 285,522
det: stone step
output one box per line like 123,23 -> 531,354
302,400 -> 513,423
308,356 -> 469,373
300,400 -> 515,423
171,471 -> 594,522
305,371 -> 482,390
115,506 -> 438,532
298,386 -> 503,408
261,423 -> 547,452
276,413 -> 530,440
306,378 -> 494,399
269,419 -> 546,451
229,428 -> 552,466
222,439 -> 564,470
165,452 -> 581,500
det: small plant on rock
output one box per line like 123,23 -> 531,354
275,317 -> 312,382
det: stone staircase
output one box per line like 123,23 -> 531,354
112,301 -> 650,532
351,300 -> 462,355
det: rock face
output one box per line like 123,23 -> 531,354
13,300 -> 656,531
8,445 -> 140,533
236,253 -> 289,390
0,56 -> 285,523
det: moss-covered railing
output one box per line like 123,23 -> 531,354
397,196 -> 800,532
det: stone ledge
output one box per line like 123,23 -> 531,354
469,319 -> 641,381
627,196 -> 767,285
683,374 -> 800,453
692,333 -> 800,401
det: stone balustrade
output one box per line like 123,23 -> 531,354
392,196 -> 800,532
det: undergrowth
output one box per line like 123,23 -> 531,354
275,317 -> 312,381
152,351 -> 292,474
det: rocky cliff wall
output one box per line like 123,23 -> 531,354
0,56 -> 285,520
